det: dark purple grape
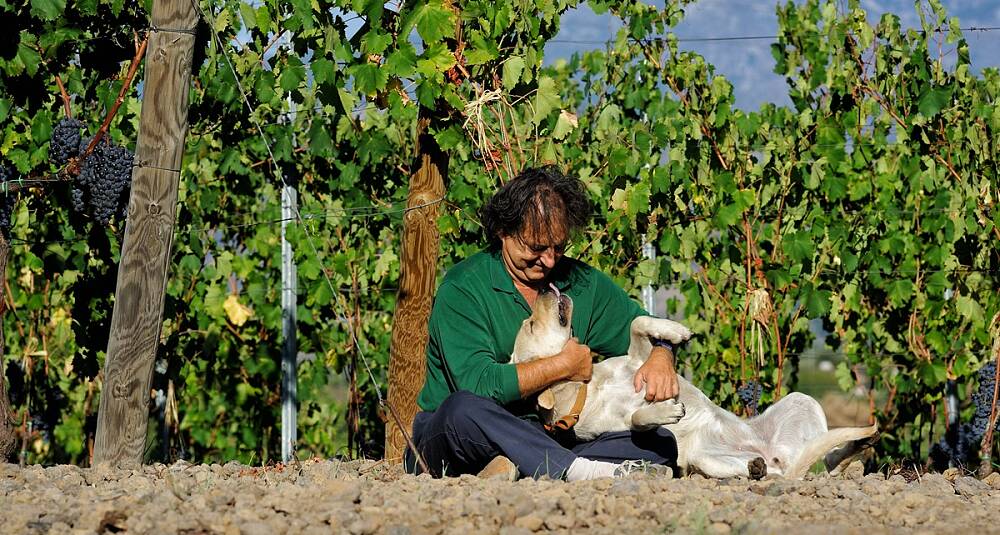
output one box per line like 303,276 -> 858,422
50,118 -> 83,166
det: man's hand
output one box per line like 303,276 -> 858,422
560,337 -> 592,383
633,346 -> 679,401
516,337 -> 592,397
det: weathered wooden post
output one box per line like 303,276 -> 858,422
0,235 -> 16,462
384,115 -> 447,462
92,0 -> 197,467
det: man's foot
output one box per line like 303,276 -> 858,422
613,459 -> 673,479
478,455 -> 518,481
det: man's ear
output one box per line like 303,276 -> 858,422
538,389 -> 556,410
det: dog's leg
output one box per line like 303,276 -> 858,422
687,451 -> 768,480
629,399 -> 686,429
626,316 -> 693,361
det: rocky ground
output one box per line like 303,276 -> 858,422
3,460 -> 1000,534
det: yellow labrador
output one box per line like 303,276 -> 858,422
511,291 -> 878,479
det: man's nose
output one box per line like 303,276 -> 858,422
538,248 -> 558,268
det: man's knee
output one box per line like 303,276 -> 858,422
436,390 -> 499,427
634,427 -> 678,464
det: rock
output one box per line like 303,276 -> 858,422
916,474 -> 954,495
983,472 -> 1000,490
842,460 -> 866,480
942,468 -> 962,482
710,522 -> 732,534
514,515 -> 544,531
954,476 -> 990,497
239,521 -> 273,535
499,527 -> 533,535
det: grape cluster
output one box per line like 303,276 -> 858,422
931,361 -> 1000,467
72,135 -> 134,225
49,117 -> 84,166
737,380 -> 763,416
1,163 -> 16,239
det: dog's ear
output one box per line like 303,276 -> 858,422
537,389 -> 556,410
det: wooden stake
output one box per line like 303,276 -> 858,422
384,113 -> 446,462
92,0 -> 198,467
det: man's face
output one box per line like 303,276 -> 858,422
499,223 -> 568,286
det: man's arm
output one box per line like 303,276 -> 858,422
516,337 -> 592,396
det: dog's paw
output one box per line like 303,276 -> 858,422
748,457 -> 767,480
631,400 -> 686,429
633,317 -> 694,344
661,400 -> 685,424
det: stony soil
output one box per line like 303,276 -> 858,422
3,460 -> 1000,534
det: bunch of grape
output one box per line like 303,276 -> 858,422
932,361 -> 1000,467
49,117 -> 84,166
737,380 -> 763,416
971,361 -> 999,439
71,134 -> 134,225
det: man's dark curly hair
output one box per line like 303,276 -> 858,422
481,165 -> 593,249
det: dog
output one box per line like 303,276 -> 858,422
511,290 -> 878,479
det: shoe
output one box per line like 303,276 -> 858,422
613,459 -> 673,479
477,455 -> 518,481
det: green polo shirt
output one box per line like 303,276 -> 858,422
416,248 -> 646,412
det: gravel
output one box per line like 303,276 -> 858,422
3,459 -> 1000,534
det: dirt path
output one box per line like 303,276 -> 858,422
3,460 -> 1000,534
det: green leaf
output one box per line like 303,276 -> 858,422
782,232 -> 812,263
29,0 -> 66,20
595,104 -> 622,141
532,76 -> 559,125
311,59 -> 336,85
502,57 -> 525,90
835,362 -> 855,391
278,64 -> 305,92
362,30 -> 392,55
403,1 -> 456,43
416,43 -> 455,77
32,113 -> 52,144
917,86 -> 952,117
348,63 -> 388,94
385,44 -> 417,78
955,295 -> 983,320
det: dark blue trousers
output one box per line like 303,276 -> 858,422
404,390 -> 678,479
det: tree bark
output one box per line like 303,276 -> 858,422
384,112 -> 447,462
0,235 -> 17,462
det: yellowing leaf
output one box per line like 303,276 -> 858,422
552,110 -> 578,140
224,294 -> 253,326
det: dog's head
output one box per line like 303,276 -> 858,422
510,290 -> 573,364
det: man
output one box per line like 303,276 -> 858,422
406,166 -> 680,481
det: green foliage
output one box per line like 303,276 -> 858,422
1,0 -> 998,469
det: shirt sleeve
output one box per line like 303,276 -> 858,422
427,282 -> 522,405
583,268 -> 647,357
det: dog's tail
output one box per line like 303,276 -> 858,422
783,423 -> 878,479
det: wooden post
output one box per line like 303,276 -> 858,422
384,114 -> 447,462
92,0 -> 197,467
0,235 -> 17,462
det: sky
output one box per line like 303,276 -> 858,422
544,0 -> 1000,110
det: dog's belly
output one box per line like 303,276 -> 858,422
572,356 -> 647,440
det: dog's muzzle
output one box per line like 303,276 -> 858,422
557,295 -> 570,327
